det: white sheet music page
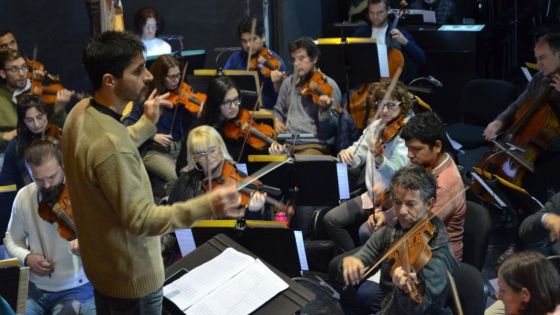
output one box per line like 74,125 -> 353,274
186,259 -> 289,315
377,43 -> 389,78
163,247 -> 255,311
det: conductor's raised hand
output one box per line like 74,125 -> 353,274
208,183 -> 244,218
143,89 -> 173,124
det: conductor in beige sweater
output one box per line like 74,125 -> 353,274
62,31 -> 242,314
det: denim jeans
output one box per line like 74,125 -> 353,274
26,282 -> 96,315
94,287 -> 163,315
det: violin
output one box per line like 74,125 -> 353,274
167,82 -> 206,115
387,217 -> 435,304
24,59 -> 87,105
223,108 -> 277,150
374,115 -> 406,156
37,184 -> 77,241
249,48 -> 282,77
300,70 -> 334,105
203,162 -> 291,214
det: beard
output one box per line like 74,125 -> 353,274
40,183 -> 64,204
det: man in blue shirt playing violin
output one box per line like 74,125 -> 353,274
223,17 -> 287,109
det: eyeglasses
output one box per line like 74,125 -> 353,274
4,64 -> 29,74
0,39 -> 16,50
378,101 -> 401,111
143,23 -> 157,30
221,97 -> 241,108
193,146 -> 219,159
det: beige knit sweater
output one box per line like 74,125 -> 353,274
63,98 -> 214,298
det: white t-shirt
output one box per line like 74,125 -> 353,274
371,25 -> 388,45
142,38 -> 172,57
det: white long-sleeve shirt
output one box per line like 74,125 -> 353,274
344,117 -> 410,208
3,183 -> 89,291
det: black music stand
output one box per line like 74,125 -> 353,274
316,38 -> 382,96
145,49 -> 207,75
191,69 -> 262,109
187,220 -> 303,278
246,155 -> 348,206
163,234 -> 315,315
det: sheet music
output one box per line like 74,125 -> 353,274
163,248 -> 255,311
186,259 -> 288,315
164,248 -> 289,314
175,229 -> 196,257
376,44 -> 390,78
336,163 -> 350,200
293,231 -> 309,271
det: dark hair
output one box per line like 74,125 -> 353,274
368,0 -> 390,9
288,37 -> 320,61
499,251 -> 560,315
133,6 -> 165,36
148,54 -> 179,94
537,33 -> 560,54
0,29 -> 13,38
390,164 -> 437,203
24,139 -> 63,169
400,111 -> 446,149
238,17 -> 265,38
82,31 -> 145,91
16,95 -> 49,152
0,48 -> 23,69
199,76 -> 238,126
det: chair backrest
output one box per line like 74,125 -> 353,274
450,262 -> 487,315
458,79 -> 517,126
462,201 -> 492,270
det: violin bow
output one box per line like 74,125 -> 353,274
447,270 -> 464,315
246,17 -> 257,71
235,80 -> 265,163
168,60 -> 189,135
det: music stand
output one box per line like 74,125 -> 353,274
316,38 -> 382,96
188,220 -> 302,278
193,69 -> 262,109
246,155 -> 349,206
163,233 -> 315,315
145,49 -> 207,75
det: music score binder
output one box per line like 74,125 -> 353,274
163,233 -> 315,315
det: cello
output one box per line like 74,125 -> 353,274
348,1 -> 408,129
471,73 -> 560,202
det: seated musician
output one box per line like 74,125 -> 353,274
329,164 -> 457,314
133,6 -> 172,57
518,191 -> 560,255
353,0 -> 426,81
323,81 -> 412,254
3,140 -> 95,314
485,251 -> 560,315
0,49 -> 24,151
368,112 -> 466,260
224,17 -> 287,109
123,54 -> 197,191
483,33 -> 560,142
0,30 -> 73,121
1,95 -> 62,189
169,125 -> 266,218
272,36 -> 342,155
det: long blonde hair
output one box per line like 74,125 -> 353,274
184,125 -> 233,171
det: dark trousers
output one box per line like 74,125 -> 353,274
94,288 -> 162,315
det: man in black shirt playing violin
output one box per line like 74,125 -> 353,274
330,165 -> 457,314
